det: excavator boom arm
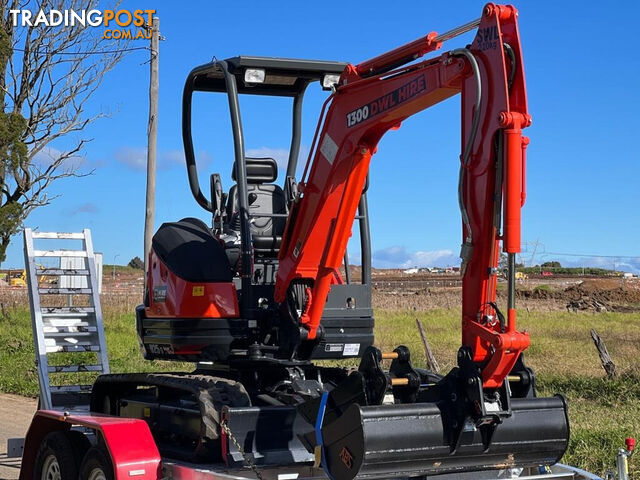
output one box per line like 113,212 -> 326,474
275,3 -> 530,388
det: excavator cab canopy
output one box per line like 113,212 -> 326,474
188,56 -> 348,96
180,55 -> 373,354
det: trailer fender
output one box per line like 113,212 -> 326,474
20,410 -> 161,480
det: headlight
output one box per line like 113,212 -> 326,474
244,68 -> 266,84
322,74 -> 340,90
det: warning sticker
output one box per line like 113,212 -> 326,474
320,134 -> 338,165
343,343 -> 360,356
192,286 -> 205,297
153,286 -> 167,302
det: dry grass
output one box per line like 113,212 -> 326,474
371,307 -> 639,478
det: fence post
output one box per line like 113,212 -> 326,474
590,329 -> 617,378
415,318 -> 440,373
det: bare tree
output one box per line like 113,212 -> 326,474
0,0 -> 130,262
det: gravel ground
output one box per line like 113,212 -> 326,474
0,394 -> 36,480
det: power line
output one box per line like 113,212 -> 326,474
12,46 -> 150,55
541,251 -> 640,260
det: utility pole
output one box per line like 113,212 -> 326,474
144,17 -> 159,286
112,254 -> 120,280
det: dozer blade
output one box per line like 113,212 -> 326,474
318,395 -> 569,480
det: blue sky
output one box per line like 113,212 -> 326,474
5,0 -> 640,273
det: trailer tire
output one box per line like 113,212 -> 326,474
67,430 -> 91,463
33,431 -> 79,480
79,447 -> 114,480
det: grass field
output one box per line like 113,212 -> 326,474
0,295 -> 638,477
374,309 -> 640,477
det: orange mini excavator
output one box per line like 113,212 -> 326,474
87,4 -> 569,479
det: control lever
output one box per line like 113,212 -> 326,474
210,173 -> 224,232
285,175 -> 298,209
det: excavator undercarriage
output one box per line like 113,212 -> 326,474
91,343 -> 569,479
89,4 -> 571,479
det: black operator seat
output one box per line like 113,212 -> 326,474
226,157 -> 287,256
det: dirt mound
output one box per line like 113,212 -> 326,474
564,280 -> 640,312
516,279 -> 640,312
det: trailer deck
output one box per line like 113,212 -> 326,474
161,461 -> 602,480
17,407 -> 602,480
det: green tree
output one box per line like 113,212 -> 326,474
541,261 -> 562,268
0,0 -> 128,263
0,19 -> 27,260
128,256 -> 144,269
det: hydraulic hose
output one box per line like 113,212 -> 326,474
503,42 -> 516,90
451,48 -> 482,270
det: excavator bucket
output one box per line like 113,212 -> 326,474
317,396 -> 569,480
296,348 -> 570,480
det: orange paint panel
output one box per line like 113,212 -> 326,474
146,252 -> 239,318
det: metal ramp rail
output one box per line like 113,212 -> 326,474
23,228 -> 109,410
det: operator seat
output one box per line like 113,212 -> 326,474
226,157 -> 287,256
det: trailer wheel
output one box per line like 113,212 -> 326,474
33,431 -> 79,480
79,447 -> 114,480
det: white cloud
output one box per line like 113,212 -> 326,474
245,147 -> 290,171
70,203 -> 99,215
245,145 -> 310,176
116,147 -> 146,170
371,245 -> 459,269
33,146 -> 84,170
116,147 -> 213,171
161,149 -> 185,168
195,150 -> 213,169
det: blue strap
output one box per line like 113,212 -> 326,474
315,392 -> 334,480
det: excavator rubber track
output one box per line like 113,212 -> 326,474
90,372 -> 250,462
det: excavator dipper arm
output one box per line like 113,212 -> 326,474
275,3 -> 530,389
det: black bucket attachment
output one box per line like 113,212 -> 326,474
318,395 -> 569,480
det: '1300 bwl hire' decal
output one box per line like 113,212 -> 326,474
346,75 -> 426,128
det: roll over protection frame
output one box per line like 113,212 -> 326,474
182,57 -> 374,304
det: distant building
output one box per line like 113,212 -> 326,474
403,267 -> 419,274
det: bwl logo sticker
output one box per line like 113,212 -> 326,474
346,76 -> 426,128
340,446 -> 354,469
475,25 -> 499,50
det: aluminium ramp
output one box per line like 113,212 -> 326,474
23,228 -> 109,411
